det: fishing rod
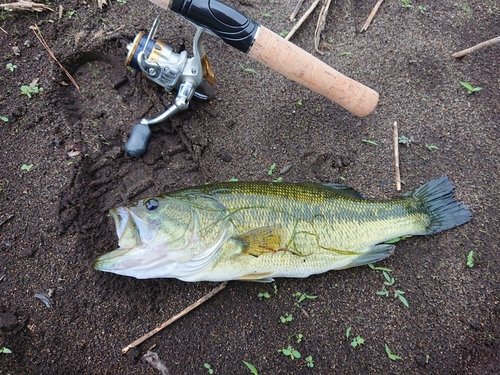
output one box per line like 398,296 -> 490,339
125,0 -> 379,156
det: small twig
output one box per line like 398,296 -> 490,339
452,36 -> 500,58
0,1 -> 53,12
285,0 -> 321,41
314,0 -> 332,54
322,41 -> 350,51
290,0 -> 304,21
393,121 -> 401,191
300,308 -> 310,318
30,24 -> 80,91
360,0 -> 385,33
0,215 -> 14,228
122,281 -> 228,354
0,27 -> 7,34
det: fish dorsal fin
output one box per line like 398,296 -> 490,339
322,183 -> 367,200
233,226 -> 284,257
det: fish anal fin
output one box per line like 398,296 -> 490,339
237,272 -> 275,283
338,244 -> 395,270
234,227 -> 284,257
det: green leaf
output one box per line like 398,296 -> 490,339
398,294 -> 409,308
305,356 -> 314,368
362,139 -> 378,146
368,264 -> 392,272
293,292 -> 317,304
460,81 -> 474,91
0,116 -> 8,122
351,335 -> 364,347
383,271 -> 392,283
385,344 -> 402,360
0,347 -> 12,354
258,292 -> 270,299
239,64 -> 256,74
268,163 -> 276,175
425,143 -> 439,151
243,361 -> 259,375
460,81 -> 482,94
346,326 -> 351,338
466,250 -> 475,267
383,274 -> 395,286
21,164 -> 33,171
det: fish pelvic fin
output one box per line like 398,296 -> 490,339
406,176 -> 472,234
233,226 -> 285,257
237,272 -> 275,283
337,244 -> 395,269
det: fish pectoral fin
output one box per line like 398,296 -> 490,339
337,244 -> 395,269
233,226 -> 284,257
237,272 -> 275,283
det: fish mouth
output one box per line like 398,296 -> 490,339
93,248 -> 133,271
93,206 -> 151,273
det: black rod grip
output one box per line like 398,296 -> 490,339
169,0 -> 259,53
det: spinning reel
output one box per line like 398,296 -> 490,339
124,0 -> 379,157
124,16 -> 215,157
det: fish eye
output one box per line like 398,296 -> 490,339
145,198 -> 159,211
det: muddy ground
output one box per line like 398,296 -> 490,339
0,0 -> 499,374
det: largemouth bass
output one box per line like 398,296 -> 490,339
94,176 -> 471,282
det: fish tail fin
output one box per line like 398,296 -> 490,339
407,176 -> 472,235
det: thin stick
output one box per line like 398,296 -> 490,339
290,0 -> 304,21
0,214 -> 14,228
122,281 -> 228,354
314,0 -> 332,54
285,0 -> 321,41
0,27 -> 7,34
393,121 -> 401,191
30,24 -> 80,91
360,0 -> 385,33
0,1 -> 53,12
452,36 -> 500,58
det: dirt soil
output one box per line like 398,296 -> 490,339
1,0 -> 499,374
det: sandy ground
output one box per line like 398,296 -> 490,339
0,0 -> 499,374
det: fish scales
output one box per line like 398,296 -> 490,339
94,177 -> 472,281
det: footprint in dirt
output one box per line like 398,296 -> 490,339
54,42 -> 205,262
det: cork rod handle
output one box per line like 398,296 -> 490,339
248,26 -> 378,117
149,0 -> 379,117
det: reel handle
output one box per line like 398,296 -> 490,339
125,123 -> 152,157
150,0 -> 379,117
